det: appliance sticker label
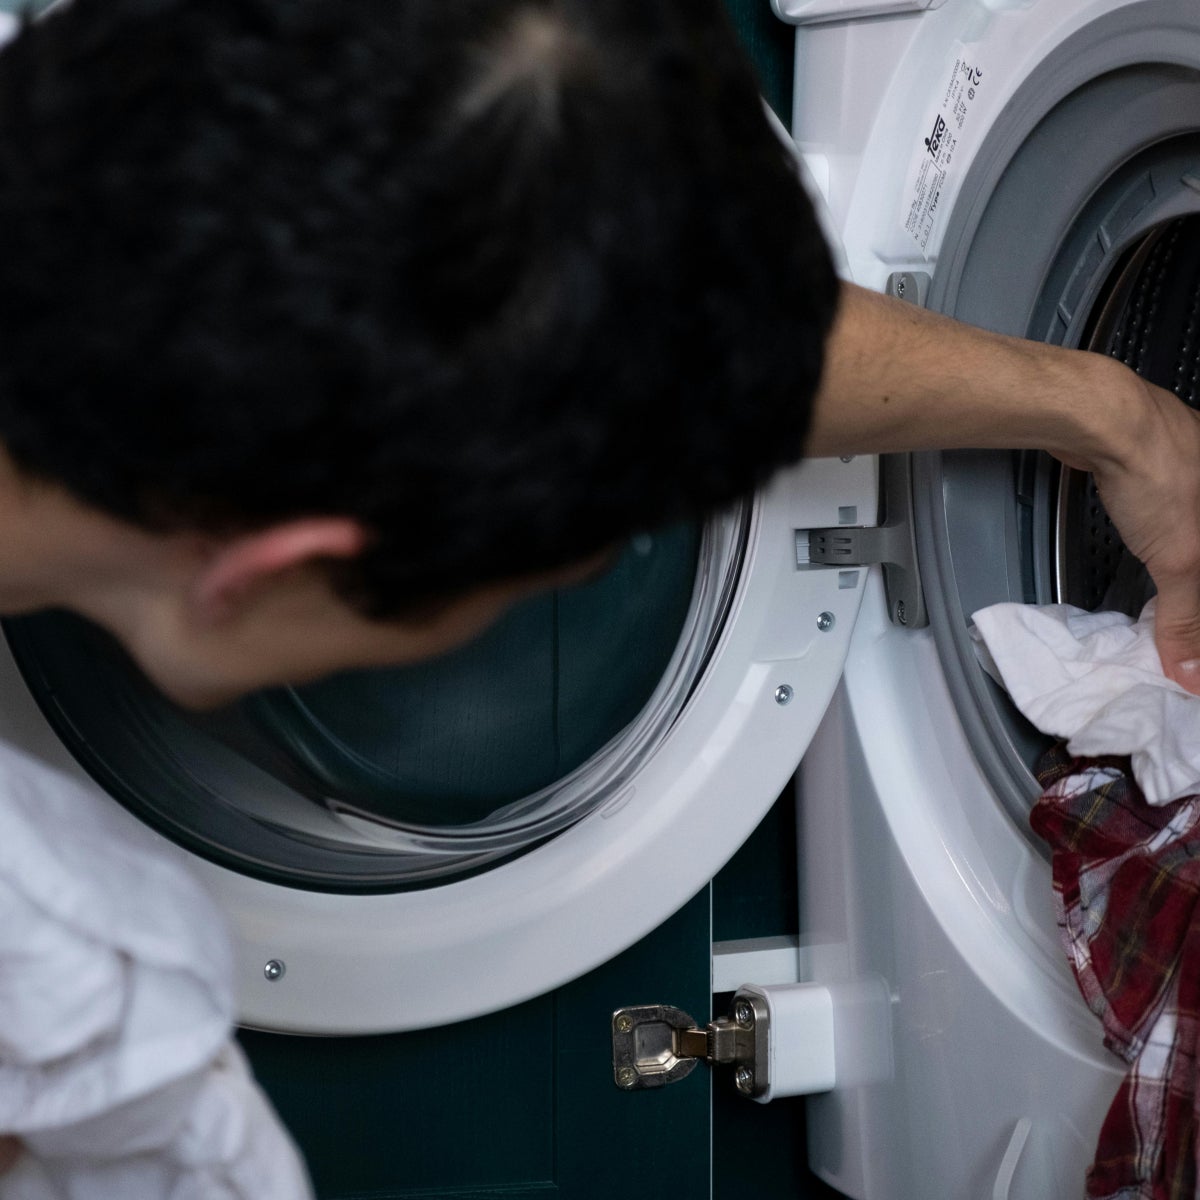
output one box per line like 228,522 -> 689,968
902,43 -> 984,255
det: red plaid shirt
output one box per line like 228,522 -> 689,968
1035,745 -> 1200,1199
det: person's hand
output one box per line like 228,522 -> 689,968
1082,370 -> 1200,692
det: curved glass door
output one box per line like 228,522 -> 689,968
3,513 -> 746,891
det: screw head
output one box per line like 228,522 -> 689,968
617,1067 -> 638,1089
735,1066 -> 754,1094
839,455 -> 855,464
895,276 -> 908,297
817,611 -> 835,632
733,999 -> 755,1029
263,959 -> 286,982
615,1013 -> 634,1034
895,600 -> 908,626
774,684 -> 793,706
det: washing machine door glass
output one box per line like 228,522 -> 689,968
3,515 -> 740,891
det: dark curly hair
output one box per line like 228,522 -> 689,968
0,0 -> 836,616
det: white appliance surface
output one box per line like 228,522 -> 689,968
786,0 -> 1200,1196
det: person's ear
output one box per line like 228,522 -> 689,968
189,517 -> 369,626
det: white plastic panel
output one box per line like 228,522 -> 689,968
782,3 -> 1200,1195
774,0 -> 946,25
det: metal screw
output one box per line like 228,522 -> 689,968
263,959 -> 286,982
895,600 -> 908,626
895,276 -> 907,298
817,611 -> 836,632
615,1013 -> 634,1034
733,999 -> 755,1029
839,455 -> 854,464
617,1067 -> 638,1089
774,684 -> 793,706
735,1066 -> 754,1094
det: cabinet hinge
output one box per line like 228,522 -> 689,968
611,993 -> 771,1098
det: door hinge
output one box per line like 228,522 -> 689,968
613,980 -> 891,1103
802,454 -> 927,629
611,992 -> 772,1099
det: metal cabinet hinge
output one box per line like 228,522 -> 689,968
612,992 -> 770,1099
803,454 -> 927,629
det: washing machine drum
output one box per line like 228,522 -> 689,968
2,521 -> 718,891
925,207 -> 1200,829
1056,217 -> 1200,613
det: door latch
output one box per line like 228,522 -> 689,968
802,453 -> 927,628
611,992 -> 771,1099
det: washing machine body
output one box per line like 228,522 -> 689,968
784,0 -> 1200,1195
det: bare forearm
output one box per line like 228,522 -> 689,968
804,282 -> 1136,473
807,281 -> 1200,690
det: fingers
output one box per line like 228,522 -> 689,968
1154,582 -> 1200,694
1082,372 -> 1200,692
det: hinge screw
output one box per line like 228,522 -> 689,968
733,999 -> 755,1029
617,1067 -> 638,1090
817,611 -> 835,632
614,1013 -> 634,1034
735,1066 -> 754,1094
263,959 -> 286,982
895,600 -> 908,626
774,684 -> 793,706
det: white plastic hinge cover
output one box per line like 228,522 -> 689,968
738,976 -> 893,1104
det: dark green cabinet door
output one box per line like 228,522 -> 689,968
241,888 -> 712,1200
240,797 -> 848,1200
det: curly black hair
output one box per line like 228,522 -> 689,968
0,0 -> 836,616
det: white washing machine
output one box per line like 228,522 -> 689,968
0,0 -> 1197,1197
783,0 -> 1200,1195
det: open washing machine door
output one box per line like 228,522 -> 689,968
0,453 -> 876,1034
784,0 -> 1200,1196
0,4 -> 869,1040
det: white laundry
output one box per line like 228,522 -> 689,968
971,598 -> 1200,806
0,739 -> 312,1199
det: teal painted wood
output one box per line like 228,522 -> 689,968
554,889 -> 711,1197
721,0 -> 796,126
348,1190 -> 558,1200
713,789 -> 800,944
241,889 -> 712,1200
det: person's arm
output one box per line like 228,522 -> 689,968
808,282 -> 1200,691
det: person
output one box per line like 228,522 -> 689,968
0,0 -> 1193,712
0,0 -> 1198,1184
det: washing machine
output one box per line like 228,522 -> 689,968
781,0 -> 1200,1195
1,0 -> 1198,1197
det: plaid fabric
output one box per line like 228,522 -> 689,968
1034,744 -> 1200,1199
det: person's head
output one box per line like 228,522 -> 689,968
0,0 -> 837,703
